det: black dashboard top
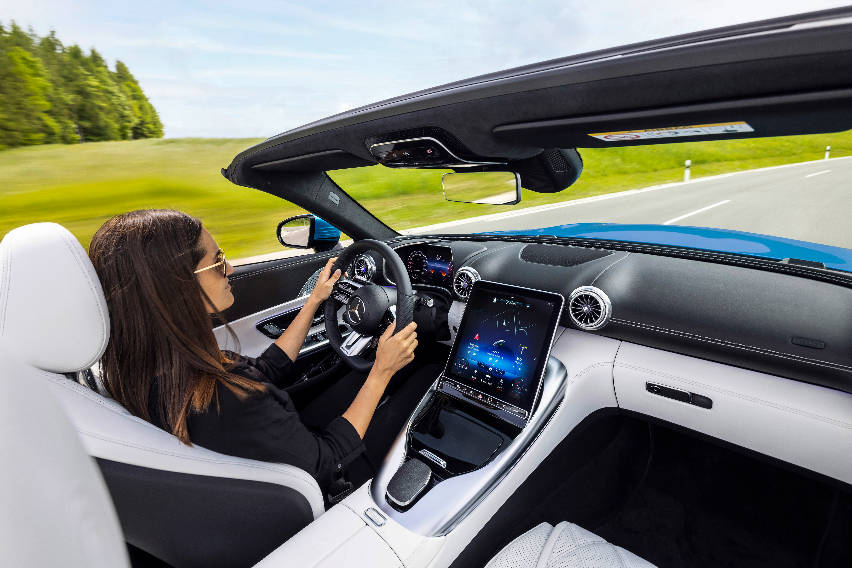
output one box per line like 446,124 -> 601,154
382,236 -> 852,397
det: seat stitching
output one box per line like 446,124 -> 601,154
535,522 -> 567,568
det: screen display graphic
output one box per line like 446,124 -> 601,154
445,281 -> 563,421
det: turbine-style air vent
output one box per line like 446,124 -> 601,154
453,267 -> 480,300
568,286 -> 612,331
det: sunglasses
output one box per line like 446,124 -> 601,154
194,249 -> 228,277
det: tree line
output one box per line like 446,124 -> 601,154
0,22 -> 163,150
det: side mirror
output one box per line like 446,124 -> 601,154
277,214 -> 341,252
442,171 -> 521,205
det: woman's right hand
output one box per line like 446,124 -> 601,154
373,321 -> 417,379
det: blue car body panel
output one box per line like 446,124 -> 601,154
486,223 -> 852,273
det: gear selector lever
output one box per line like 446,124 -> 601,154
386,458 -> 432,508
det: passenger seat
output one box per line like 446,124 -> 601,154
487,522 -> 656,568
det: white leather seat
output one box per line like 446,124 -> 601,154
0,344 -> 130,567
0,223 -> 325,566
486,522 -> 656,568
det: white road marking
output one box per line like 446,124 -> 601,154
231,156 -> 852,264
405,155 -> 852,235
805,169 -> 831,178
663,200 -> 731,226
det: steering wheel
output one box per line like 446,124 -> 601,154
324,239 -> 414,372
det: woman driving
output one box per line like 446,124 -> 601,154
89,209 -> 429,498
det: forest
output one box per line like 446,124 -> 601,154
0,22 -> 162,150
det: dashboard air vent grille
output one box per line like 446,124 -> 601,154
453,267 -> 480,300
520,244 -> 612,267
568,286 -> 612,331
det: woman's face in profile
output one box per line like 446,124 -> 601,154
196,228 -> 235,312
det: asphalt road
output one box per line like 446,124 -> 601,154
412,157 -> 852,250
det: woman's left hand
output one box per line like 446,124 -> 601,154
309,257 -> 342,303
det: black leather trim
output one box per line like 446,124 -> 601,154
413,236 -> 852,395
97,458 -> 314,568
593,253 -> 852,393
225,252 -> 335,321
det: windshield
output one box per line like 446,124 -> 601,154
329,132 -> 852,272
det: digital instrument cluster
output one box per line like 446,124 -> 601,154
389,244 -> 454,287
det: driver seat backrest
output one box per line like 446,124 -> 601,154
0,343 -> 130,568
0,223 -> 324,567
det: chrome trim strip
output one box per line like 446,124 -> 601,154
340,331 -> 372,357
452,266 -> 480,300
568,285 -> 612,331
418,448 -> 447,469
370,356 -> 567,536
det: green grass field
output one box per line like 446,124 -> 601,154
1,132 -> 851,259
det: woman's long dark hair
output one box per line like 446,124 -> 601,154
89,209 -> 262,444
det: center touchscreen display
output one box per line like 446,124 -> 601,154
444,281 -> 563,422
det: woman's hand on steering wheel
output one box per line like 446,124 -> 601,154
373,320 -> 418,380
309,257 -> 342,303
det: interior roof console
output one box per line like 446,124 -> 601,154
372,281 -> 567,536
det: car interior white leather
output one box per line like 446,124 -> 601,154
614,341 -> 852,485
0,222 -> 109,373
0,344 -> 130,568
254,503 -> 403,568
485,522 -> 656,568
0,223 -> 324,514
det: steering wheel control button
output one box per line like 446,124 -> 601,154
364,507 -> 386,527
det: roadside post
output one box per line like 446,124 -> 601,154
825,146 -> 831,160
684,159 -> 691,182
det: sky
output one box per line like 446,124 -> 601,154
3,1 -> 850,138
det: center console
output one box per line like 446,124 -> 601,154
371,281 -> 567,536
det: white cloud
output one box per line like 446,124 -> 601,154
5,0 -> 850,138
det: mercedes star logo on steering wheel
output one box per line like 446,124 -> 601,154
348,297 -> 365,324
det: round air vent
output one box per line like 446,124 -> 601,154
352,254 -> 376,281
568,286 -> 612,331
453,267 -> 480,300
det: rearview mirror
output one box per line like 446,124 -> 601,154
442,171 -> 521,205
277,214 -> 341,252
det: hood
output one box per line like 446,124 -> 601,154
487,223 -> 852,273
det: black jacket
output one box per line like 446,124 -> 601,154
152,344 -> 364,491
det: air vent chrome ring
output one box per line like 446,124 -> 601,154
453,266 -> 480,300
568,286 -> 612,331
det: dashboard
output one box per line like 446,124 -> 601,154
384,243 -> 454,288
360,236 -> 852,397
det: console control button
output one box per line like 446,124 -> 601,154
364,507 -> 386,527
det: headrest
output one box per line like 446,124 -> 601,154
0,223 -> 109,373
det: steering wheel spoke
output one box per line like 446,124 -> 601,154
339,331 -> 373,357
324,239 -> 414,372
331,278 -> 362,303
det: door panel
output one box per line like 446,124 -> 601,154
224,251 -> 335,321
216,250 -> 351,398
